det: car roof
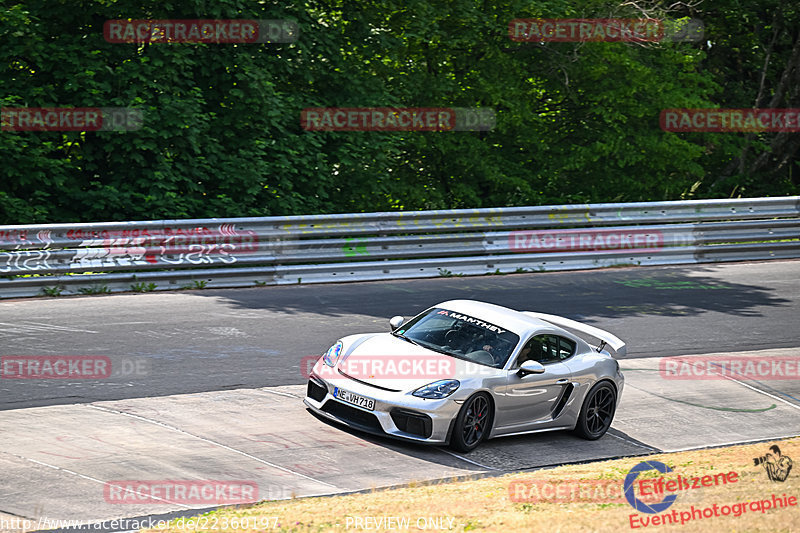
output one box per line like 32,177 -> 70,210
436,299 -> 555,337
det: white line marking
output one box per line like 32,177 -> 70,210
436,449 -> 497,470
0,322 -> 98,334
98,321 -> 154,325
27,321 -> 100,333
252,388 -> 303,399
663,433 -> 800,453
87,404 -> 340,490
0,451 -> 196,509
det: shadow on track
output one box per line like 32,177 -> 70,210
197,264 -> 791,321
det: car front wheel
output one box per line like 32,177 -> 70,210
574,381 -> 616,440
450,393 -> 492,452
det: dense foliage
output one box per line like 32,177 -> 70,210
1,0 -> 798,223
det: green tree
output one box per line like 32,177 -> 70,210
1,0 -> 795,225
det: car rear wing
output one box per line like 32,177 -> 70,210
522,312 -> 627,358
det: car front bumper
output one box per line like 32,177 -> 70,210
303,373 -> 464,445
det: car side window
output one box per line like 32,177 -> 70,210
514,335 -> 561,367
541,335 -> 560,363
557,336 -> 576,360
513,338 -> 538,368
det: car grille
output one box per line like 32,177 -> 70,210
307,378 -> 327,402
338,368 -> 400,392
322,400 -> 383,433
390,409 -> 433,438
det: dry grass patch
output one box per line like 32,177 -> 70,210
143,437 -> 799,533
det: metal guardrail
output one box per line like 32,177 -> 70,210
0,196 -> 798,298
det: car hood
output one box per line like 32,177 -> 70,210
326,333 -> 502,392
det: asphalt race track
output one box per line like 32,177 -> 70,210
1,260 -> 799,529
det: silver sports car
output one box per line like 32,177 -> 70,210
304,300 -> 625,451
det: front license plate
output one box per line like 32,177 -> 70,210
333,387 -> 375,411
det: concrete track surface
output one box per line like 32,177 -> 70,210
0,260 -> 798,530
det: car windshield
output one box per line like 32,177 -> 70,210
393,308 -> 520,368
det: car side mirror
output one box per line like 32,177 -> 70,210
389,315 -> 404,330
517,360 -> 545,377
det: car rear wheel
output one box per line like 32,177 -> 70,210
574,381 -> 616,440
450,393 -> 492,452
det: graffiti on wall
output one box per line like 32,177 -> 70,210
0,225 -> 259,272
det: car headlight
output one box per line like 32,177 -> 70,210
322,341 -> 344,367
412,379 -> 460,399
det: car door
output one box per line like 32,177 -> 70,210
493,334 -> 573,431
